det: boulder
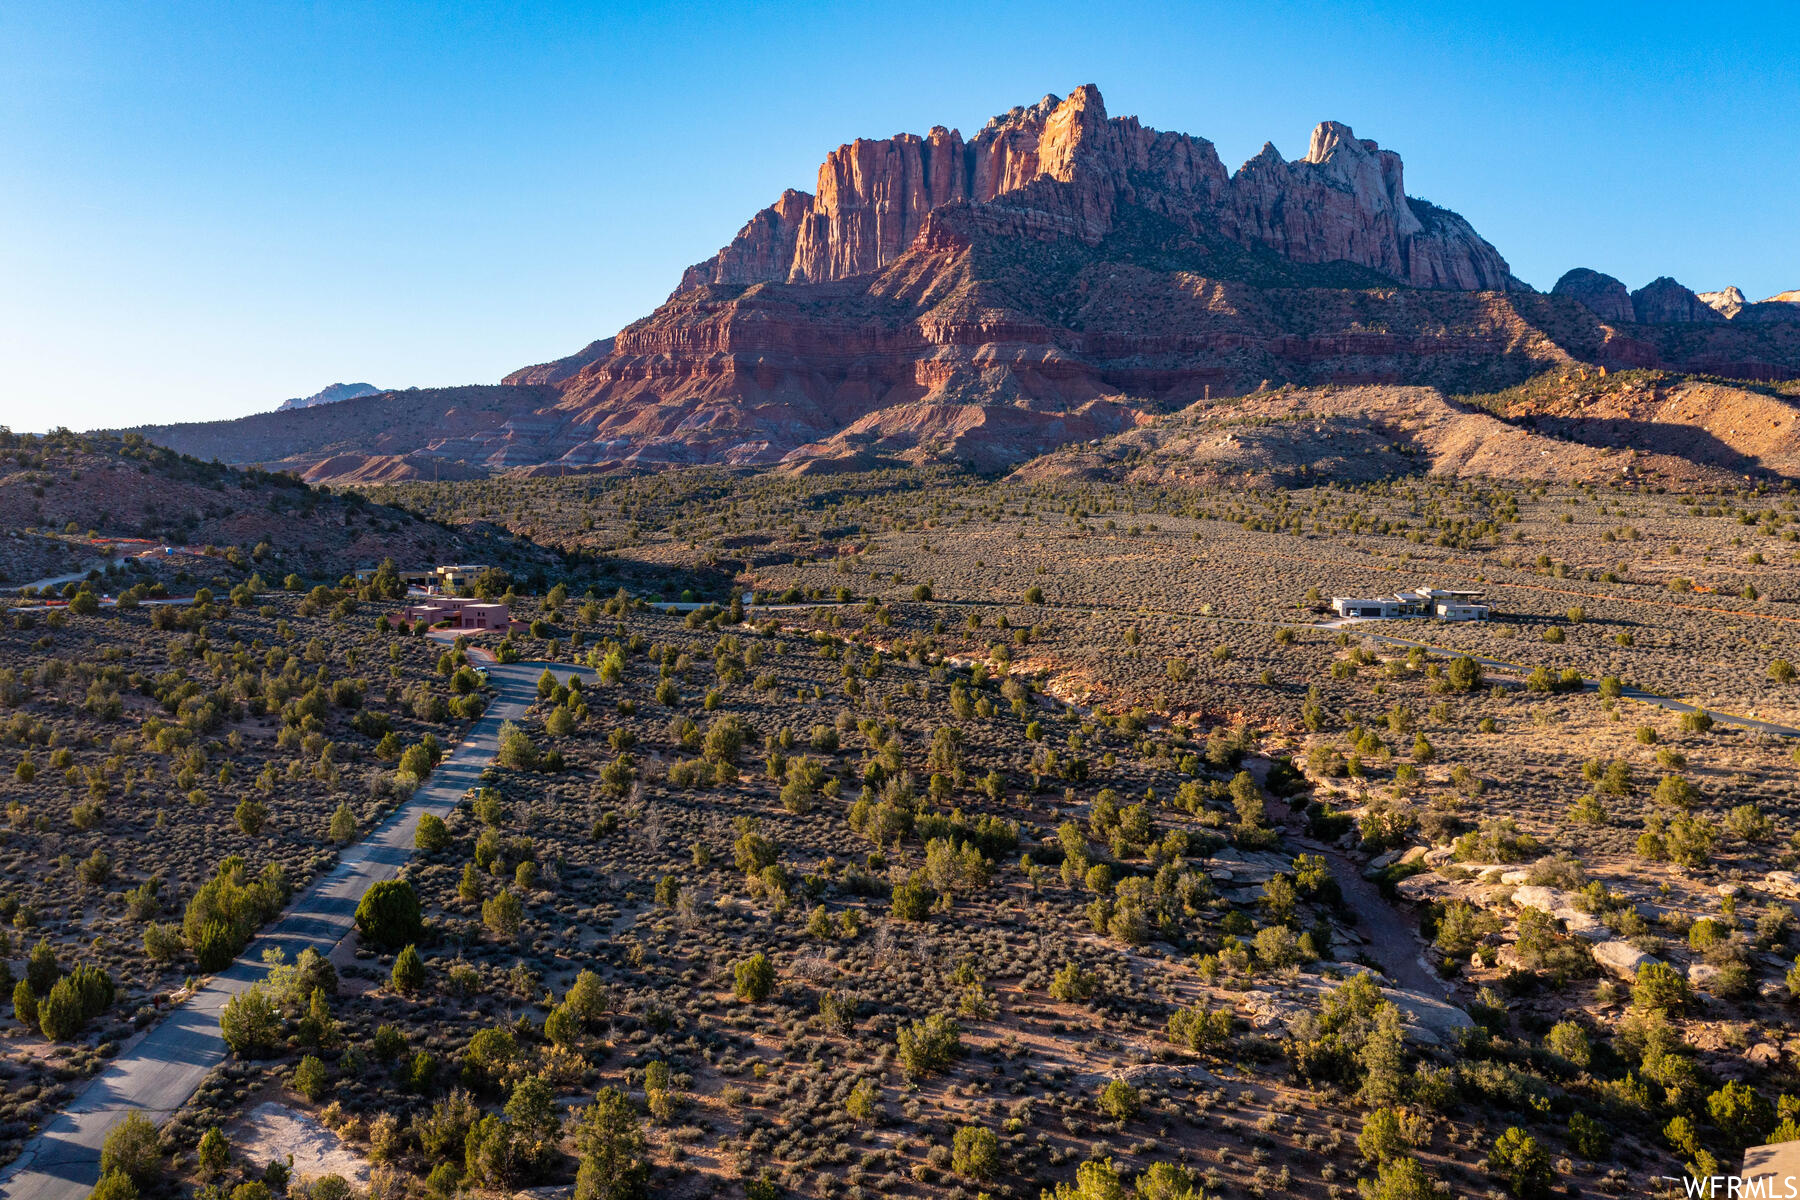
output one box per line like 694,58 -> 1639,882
1363,850 -> 1400,878
1511,885 -> 1571,913
1379,986 -> 1474,1047
1396,872 -> 1457,903
1593,941 -> 1655,979
1763,871 -> 1800,900
1556,910 -> 1610,941
1689,962 -> 1722,991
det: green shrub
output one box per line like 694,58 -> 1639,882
197,1127 -> 230,1176
950,1123 -> 999,1180
1358,1157 -> 1435,1200
732,953 -> 775,1002
391,944 -> 426,993
355,880 -> 424,949
37,977 -> 83,1040
12,979 -> 37,1027
1486,1127 -> 1552,1199
219,985 -> 281,1057
896,1013 -> 961,1077
293,1054 -> 328,1102
1098,1078 -> 1141,1121
415,814 -> 450,853
192,921 -> 237,972
90,1172 -> 139,1200
99,1111 -> 163,1183
570,1086 -> 648,1200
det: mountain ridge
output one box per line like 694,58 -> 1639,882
118,85 -> 1800,483
275,381 -> 382,412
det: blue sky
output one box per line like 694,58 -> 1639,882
3,1 -> 1796,433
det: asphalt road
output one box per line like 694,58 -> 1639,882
0,655 -> 592,1200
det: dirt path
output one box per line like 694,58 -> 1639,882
1249,761 -> 1449,1000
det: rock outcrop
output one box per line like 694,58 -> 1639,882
1631,276 -> 1725,324
1553,269 -> 1635,324
124,87 -> 1800,479
681,86 -> 1517,294
1699,286 -> 1748,318
277,382 -> 381,412
1738,291 -> 1800,323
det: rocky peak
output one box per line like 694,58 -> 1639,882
1698,285 -> 1748,318
1552,269 -> 1636,324
1299,122 -> 1422,237
1631,276 -> 1725,324
679,85 -> 1517,294
1242,142 -> 1285,170
276,382 -> 382,412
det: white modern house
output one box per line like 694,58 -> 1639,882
1330,585 -> 1490,622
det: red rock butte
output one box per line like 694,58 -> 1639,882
125,85 -> 1800,480
680,86 -> 1517,293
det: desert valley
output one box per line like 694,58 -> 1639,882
6,78 -> 1800,1200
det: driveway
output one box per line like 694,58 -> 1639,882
0,656 -> 592,1200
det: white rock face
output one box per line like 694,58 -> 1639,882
1699,286 -> 1747,318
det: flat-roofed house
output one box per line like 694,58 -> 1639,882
1330,584 -> 1489,622
1330,596 -> 1403,618
398,595 -> 510,631
435,564 -> 491,594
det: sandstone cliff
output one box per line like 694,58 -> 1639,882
126,86 -> 1800,482
681,87 -> 1518,294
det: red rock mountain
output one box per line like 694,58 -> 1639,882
680,88 -> 1516,293
128,86 -> 1800,480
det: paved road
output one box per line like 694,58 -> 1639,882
7,558 -> 128,594
0,654 -> 592,1200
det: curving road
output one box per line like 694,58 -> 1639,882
0,654 -> 592,1200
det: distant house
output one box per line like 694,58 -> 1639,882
354,565 -> 435,588
399,595 -> 510,631
434,564 -> 491,594
1330,584 -> 1490,622
358,562 -> 495,595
